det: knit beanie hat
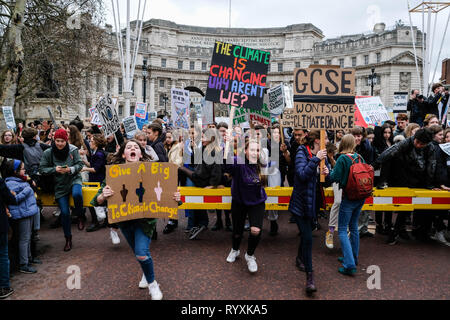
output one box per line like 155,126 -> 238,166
54,128 -> 68,142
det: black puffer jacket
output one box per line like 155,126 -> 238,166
0,177 -> 17,234
191,147 -> 222,188
375,137 -> 435,188
431,141 -> 449,188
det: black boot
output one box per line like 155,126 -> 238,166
50,216 -> 61,229
64,236 -> 72,252
306,272 -> 317,294
296,256 -> 306,272
269,220 -> 278,236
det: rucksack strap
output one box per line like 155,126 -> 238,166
346,154 -> 360,163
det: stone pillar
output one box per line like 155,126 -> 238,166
150,78 -> 155,112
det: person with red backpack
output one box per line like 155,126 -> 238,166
330,134 -> 374,276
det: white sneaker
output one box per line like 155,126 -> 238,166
245,253 -> 258,273
148,280 -> 163,300
110,229 -> 120,245
226,249 -> 240,263
53,209 -> 60,217
433,231 -> 450,246
139,274 -> 148,289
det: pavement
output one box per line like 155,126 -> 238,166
5,209 -> 450,300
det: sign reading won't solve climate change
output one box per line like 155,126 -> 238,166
106,162 -> 179,223
282,67 -> 356,130
205,41 -> 270,110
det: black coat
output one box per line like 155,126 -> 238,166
191,148 -> 222,188
407,98 -> 426,126
431,141 -> 449,188
148,132 -> 168,163
0,177 -> 17,234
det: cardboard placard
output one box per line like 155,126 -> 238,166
171,88 -> 190,129
135,102 -> 148,119
122,116 -> 138,136
2,106 -> 16,130
205,41 -> 270,110
106,162 -> 179,223
393,92 -> 408,112
355,96 -> 390,127
95,94 -> 120,137
268,84 -> 285,115
282,67 -> 355,130
89,107 -> 102,126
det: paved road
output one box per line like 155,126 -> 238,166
6,209 -> 450,300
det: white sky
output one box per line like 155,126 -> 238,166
103,0 -> 450,84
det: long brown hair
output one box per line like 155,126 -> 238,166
109,139 -> 152,164
68,125 -> 86,150
245,140 -> 267,187
301,129 -> 321,148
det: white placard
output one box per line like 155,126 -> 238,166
393,92 -> 408,112
122,116 -> 138,136
95,94 -> 120,137
355,96 -> 391,127
201,98 -> 214,125
268,84 -> 285,115
89,107 -> 102,126
2,106 -> 16,130
283,85 -> 293,109
171,88 -> 190,129
439,143 -> 450,157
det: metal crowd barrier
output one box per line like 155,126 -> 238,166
36,183 -> 450,212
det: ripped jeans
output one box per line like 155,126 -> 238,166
119,222 -> 154,284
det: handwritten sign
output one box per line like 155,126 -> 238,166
106,162 -> 179,223
2,106 -> 15,130
122,116 -> 138,136
95,94 -> 120,137
281,67 -> 355,130
393,92 -> 408,112
135,102 -> 148,119
201,98 -> 214,125
439,143 -> 450,157
171,88 -> 190,129
268,84 -> 285,115
205,41 -> 270,110
229,105 -> 248,125
249,102 -> 271,127
89,107 -> 102,126
355,96 -> 390,127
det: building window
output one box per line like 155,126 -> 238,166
364,55 -> 369,65
130,105 -> 135,116
278,63 -> 283,72
178,61 -> 183,70
159,94 -> 165,107
202,62 -> 207,71
190,61 -> 195,71
118,105 -> 123,116
161,58 -> 166,68
326,60 -> 332,65
313,61 -> 319,65
118,78 -> 123,95
107,76 -> 111,92
160,79 -> 165,88
339,58 -> 344,68
352,57 -> 357,67
376,52 -> 381,63
295,62 -> 301,68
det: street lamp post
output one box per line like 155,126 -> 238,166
368,67 -> 378,96
163,94 -> 168,116
142,59 -> 147,104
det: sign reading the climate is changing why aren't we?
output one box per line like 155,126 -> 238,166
106,162 -> 179,223
205,41 -> 270,110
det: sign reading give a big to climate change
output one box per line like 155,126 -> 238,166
205,41 -> 270,110
106,162 -> 179,223
282,67 -> 356,129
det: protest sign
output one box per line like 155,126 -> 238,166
201,98 -> 214,125
355,96 -> 391,127
393,92 -> 408,112
228,105 -> 248,125
268,84 -> 285,115
89,107 -> 102,126
205,41 -> 270,110
284,85 -> 293,109
95,94 -> 120,137
106,162 -> 179,223
135,112 -> 148,130
2,106 -> 16,130
281,67 -> 356,130
439,143 -> 450,157
248,101 -> 271,127
122,116 -> 138,136
135,102 -> 148,119
171,88 -> 190,129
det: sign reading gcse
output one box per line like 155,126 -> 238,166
282,67 -> 355,130
106,162 -> 179,223
205,41 -> 270,110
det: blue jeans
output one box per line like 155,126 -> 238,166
0,232 -> 9,288
338,198 -> 365,269
120,222 -> 155,284
56,184 -> 83,237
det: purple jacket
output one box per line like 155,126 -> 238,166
226,156 -> 267,206
88,149 -> 106,183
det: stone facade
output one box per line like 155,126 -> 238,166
61,20 -> 425,122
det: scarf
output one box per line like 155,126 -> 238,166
52,141 -> 70,161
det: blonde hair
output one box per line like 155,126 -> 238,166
338,134 -> 356,154
405,123 -> 420,138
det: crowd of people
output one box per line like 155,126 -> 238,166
0,83 -> 449,299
